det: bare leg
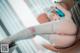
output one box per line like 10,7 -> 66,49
0,20 -> 61,44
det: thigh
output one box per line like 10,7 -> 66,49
59,40 -> 80,53
59,28 -> 80,53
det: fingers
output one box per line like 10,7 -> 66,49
43,43 -> 60,52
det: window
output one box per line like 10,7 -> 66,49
0,0 -> 55,53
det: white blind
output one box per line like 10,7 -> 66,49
0,0 -> 55,53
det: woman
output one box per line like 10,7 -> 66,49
36,0 -> 80,52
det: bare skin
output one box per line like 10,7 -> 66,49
35,0 -> 80,53
59,29 -> 80,53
